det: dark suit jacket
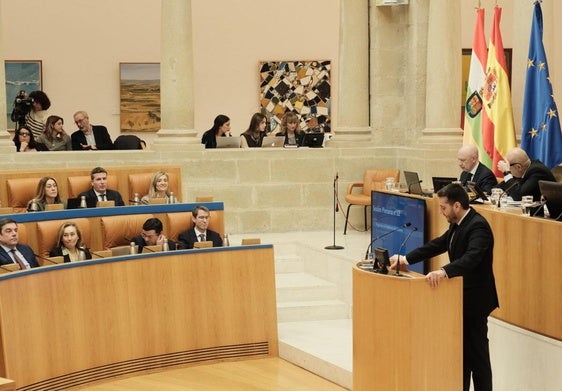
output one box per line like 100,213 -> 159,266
0,244 -> 39,268
77,188 -> 125,206
49,246 -> 92,263
406,208 -> 499,318
131,235 -> 178,252
460,163 -> 498,194
71,125 -> 114,150
496,159 -> 556,201
177,228 -> 223,250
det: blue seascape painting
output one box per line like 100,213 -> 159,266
4,61 -> 42,128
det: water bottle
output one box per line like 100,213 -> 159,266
162,238 -> 170,252
224,233 -> 230,247
133,193 -> 140,205
28,200 -> 39,212
78,249 -> 86,261
169,192 -> 175,204
79,195 -> 87,208
130,242 -> 137,255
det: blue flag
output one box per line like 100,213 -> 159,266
521,2 -> 562,169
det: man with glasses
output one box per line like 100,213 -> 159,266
132,218 -> 176,252
496,147 -> 556,201
71,110 -> 114,150
178,205 -> 223,249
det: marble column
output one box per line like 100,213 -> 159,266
332,0 -> 371,146
0,4 -> 16,154
421,0 -> 462,143
152,0 -> 201,150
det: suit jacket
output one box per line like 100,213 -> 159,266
496,159 -> 556,201
49,246 -> 92,263
71,125 -> 114,150
406,208 -> 499,318
177,228 -> 223,250
131,235 -> 178,252
77,188 -> 125,206
0,244 -> 39,268
460,163 -> 498,194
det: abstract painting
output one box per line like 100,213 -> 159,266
259,61 -> 331,133
120,63 -> 160,132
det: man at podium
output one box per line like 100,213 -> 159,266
390,183 -> 498,391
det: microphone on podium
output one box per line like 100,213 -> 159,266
364,222 -> 411,261
33,253 -> 59,265
394,226 -> 417,277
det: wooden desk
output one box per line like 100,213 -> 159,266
353,266 -> 462,390
0,246 -> 278,390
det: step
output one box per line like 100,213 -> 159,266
277,299 -> 350,322
275,272 -> 339,302
274,254 -> 304,273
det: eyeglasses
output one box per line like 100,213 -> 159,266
19,132 -> 30,137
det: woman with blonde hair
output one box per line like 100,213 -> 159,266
50,222 -> 92,263
27,177 -> 66,212
141,171 -> 178,204
275,112 -> 304,146
36,115 -> 72,151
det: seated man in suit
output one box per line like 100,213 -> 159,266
0,218 -> 39,269
78,166 -> 125,206
496,147 -> 556,201
178,205 -> 223,249
457,145 -> 497,194
71,110 -> 114,150
132,218 -> 177,252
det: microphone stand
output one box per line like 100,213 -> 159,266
394,227 -> 417,278
325,173 -> 344,250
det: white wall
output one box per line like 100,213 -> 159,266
1,0 -> 340,144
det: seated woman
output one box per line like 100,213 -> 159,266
240,113 -> 268,148
276,112 -> 304,146
201,114 -> 232,148
36,115 -> 72,151
27,177 -> 66,212
141,171 -> 179,204
50,222 -> 92,262
12,126 -> 46,152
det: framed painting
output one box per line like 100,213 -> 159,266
4,60 -> 42,130
460,48 -> 512,127
259,60 -> 331,133
119,63 -> 160,132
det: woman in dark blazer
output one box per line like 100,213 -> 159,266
50,222 -> 92,263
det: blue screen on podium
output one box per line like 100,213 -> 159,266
371,191 -> 426,273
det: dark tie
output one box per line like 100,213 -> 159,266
99,194 -> 106,201
464,172 -> 473,185
10,249 -> 27,270
199,234 -> 206,242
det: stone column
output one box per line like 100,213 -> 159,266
421,0 -> 462,144
332,0 -> 371,146
152,0 -> 201,150
0,4 -> 16,154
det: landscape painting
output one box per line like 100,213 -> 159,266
4,60 -> 42,130
119,63 -> 160,132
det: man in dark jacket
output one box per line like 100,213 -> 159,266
0,218 -> 39,269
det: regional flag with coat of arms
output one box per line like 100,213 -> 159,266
480,5 -> 516,176
521,1 -> 562,169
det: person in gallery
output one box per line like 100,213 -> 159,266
240,113 -> 268,148
201,114 -> 232,148
50,222 -> 92,263
71,110 -> 114,150
27,177 -> 66,212
178,205 -> 223,249
24,90 -> 51,139
275,112 -> 304,146
141,171 -> 178,204
390,183 -> 498,391
36,115 -> 72,151
12,125 -> 46,152
78,166 -> 125,206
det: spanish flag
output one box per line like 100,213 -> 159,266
481,5 -> 516,176
463,7 -> 492,168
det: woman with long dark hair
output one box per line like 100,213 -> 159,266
12,125 -> 45,152
240,113 -> 268,148
201,114 -> 231,148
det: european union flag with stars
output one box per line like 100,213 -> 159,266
521,1 -> 562,169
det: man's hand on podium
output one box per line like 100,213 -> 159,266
426,269 -> 447,288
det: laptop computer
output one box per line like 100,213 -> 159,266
432,177 -> 457,193
261,136 -> 285,148
403,171 -> 433,197
216,136 -> 241,148
466,181 -> 488,203
300,132 -> 324,148
539,180 -> 562,220
67,197 -> 97,209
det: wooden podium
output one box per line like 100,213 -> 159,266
353,265 -> 463,390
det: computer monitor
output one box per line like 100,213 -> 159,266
539,180 -> 562,220
403,171 -> 431,197
299,132 -> 324,148
432,177 -> 457,193
466,181 -> 488,203
371,191 -> 426,274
